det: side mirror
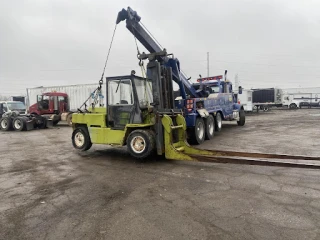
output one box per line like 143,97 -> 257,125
238,86 -> 243,94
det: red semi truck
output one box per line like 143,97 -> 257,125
28,92 -> 73,126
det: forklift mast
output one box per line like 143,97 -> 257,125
116,7 -> 204,99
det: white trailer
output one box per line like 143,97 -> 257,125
237,89 -> 253,112
26,83 -> 105,110
282,92 -> 320,108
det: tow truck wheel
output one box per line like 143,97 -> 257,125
127,129 -> 155,159
205,115 -> 215,140
190,118 -> 205,145
215,112 -> 222,132
13,117 -> 26,131
72,127 -> 92,151
0,117 -> 12,131
237,109 -> 246,126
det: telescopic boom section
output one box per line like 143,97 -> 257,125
116,7 -> 200,98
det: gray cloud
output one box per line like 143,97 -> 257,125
0,0 -> 319,95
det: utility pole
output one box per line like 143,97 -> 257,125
235,74 -> 239,89
207,52 -> 209,77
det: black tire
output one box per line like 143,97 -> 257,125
53,120 -> 59,126
72,127 -> 92,151
237,109 -> 246,126
290,103 -> 297,109
0,117 -> 12,131
262,105 -> 269,111
66,114 -> 73,126
127,129 -> 155,159
215,112 -> 222,132
38,118 -> 47,129
189,118 -> 205,145
12,117 -> 26,131
204,115 -> 215,140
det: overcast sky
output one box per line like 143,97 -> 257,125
0,0 -> 319,96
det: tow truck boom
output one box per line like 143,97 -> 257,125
116,7 -> 201,99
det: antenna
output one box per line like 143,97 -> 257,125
207,52 -> 209,77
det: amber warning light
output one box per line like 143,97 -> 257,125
197,75 -> 223,82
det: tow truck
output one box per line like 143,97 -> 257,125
70,7 -> 320,168
115,7 -> 245,144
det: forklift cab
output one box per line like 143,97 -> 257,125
106,75 -> 153,130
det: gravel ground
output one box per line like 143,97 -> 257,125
1,109 -> 320,240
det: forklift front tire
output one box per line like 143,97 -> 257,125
72,127 -> 92,151
127,129 -> 155,159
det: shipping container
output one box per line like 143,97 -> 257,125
26,83 -> 105,111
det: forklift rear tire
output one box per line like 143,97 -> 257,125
205,115 -> 215,140
0,117 -> 12,131
13,117 -> 26,131
237,109 -> 246,126
127,129 -> 155,159
215,112 -> 222,132
72,127 -> 92,151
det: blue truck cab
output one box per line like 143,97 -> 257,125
175,75 -> 245,144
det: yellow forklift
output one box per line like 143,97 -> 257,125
71,49 -> 211,160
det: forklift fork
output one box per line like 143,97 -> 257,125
161,114 -> 320,169
161,114 -> 220,161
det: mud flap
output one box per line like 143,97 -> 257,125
46,119 -> 54,128
26,121 -> 34,131
197,109 -> 209,118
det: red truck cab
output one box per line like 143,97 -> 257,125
29,92 -> 72,126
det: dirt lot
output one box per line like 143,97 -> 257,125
1,109 -> 320,240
